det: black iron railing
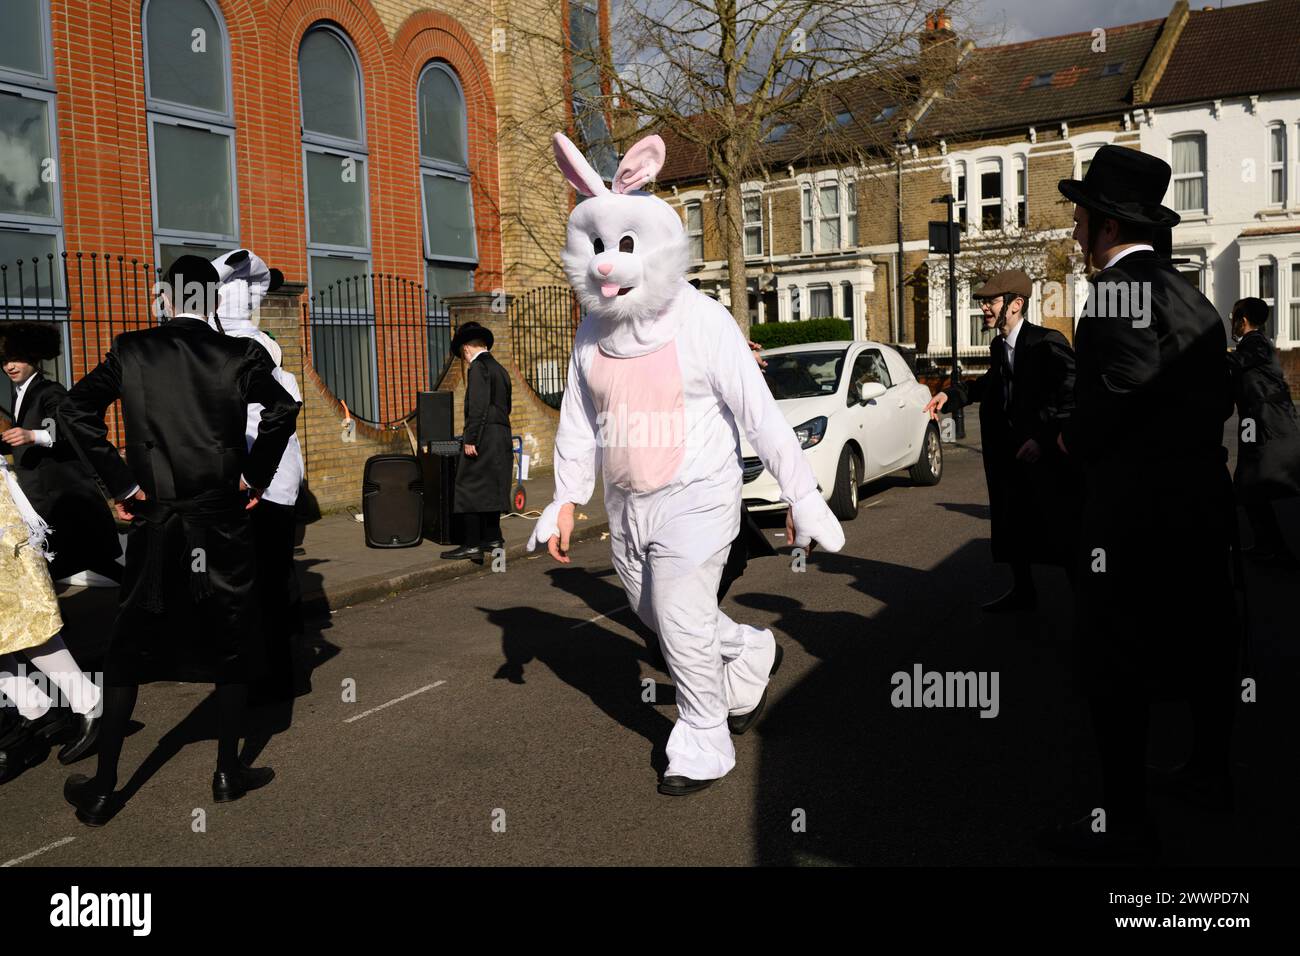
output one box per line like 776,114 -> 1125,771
303,273 -> 454,427
508,285 -> 581,409
1,253 -> 162,441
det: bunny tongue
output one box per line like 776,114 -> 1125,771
600,282 -> 622,298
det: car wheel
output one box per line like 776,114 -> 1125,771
829,445 -> 861,520
909,423 -> 943,486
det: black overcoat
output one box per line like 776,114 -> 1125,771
1228,329 -> 1300,503
1063,249 -> 1237,697
58,316 -> 299,686
943,321 -> 1079,566
454,351 -> 513,514
2,372 -> 121,580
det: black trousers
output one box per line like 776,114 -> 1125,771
460,511 -> 502,547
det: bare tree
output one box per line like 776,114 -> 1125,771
480,0 -> 981,333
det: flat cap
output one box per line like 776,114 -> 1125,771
972,269 -> 1032,300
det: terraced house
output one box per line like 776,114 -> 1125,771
654,0 -> 1300,385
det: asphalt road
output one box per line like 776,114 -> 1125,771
2,425 -> 1296,866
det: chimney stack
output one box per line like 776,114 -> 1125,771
919,8 -> 959,89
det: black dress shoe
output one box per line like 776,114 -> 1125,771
482,538 -> 505,551
1035,812 -> 1160,861
58,714 -> 101,765
728,643 -> 784,735
439,545 -> 483,560
981,586 -> 1037,613
658,775 -> 717,796
0,731 -> 49,783
212,765 -> 275,803
63,773 -> 120,826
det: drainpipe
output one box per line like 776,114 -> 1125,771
895,149 -> 905,343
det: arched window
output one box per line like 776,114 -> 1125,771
143,0 -> 237,273
0,0 -> 64,311
417,62 -> 476,307
300,25 -> 371,297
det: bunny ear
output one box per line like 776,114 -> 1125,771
552,132 -> 610,197
612,134 -> 665,194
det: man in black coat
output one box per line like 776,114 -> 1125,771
441,321 -> 513,561
1042,145 -> 1238,859
56,256 -> 300,826
924,270 -> 1078,611
1,322 -> 122,584
1228,297 -> 1300,563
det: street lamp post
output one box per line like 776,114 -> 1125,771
929,194 -> 965,439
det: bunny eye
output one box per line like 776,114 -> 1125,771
591,236 -> 604,254
619,235 -> 635,253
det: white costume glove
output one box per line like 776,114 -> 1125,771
789,490 -> 845,553
527,499 -> 566,552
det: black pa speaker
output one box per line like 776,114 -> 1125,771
362,455 -> 424,548
417,391 -> 454,445
420,445 -> 460,545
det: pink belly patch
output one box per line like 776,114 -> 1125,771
586,342 -> 685,493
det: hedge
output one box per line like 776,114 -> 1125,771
748,317 -> 853,349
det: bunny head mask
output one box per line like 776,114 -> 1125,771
554,132 -> 690,341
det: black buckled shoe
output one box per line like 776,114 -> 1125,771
212,765 -> 275,803
728,643 -> 784,735
657,775 -> 717,797
58,714 -> 101,765
439,545 -> 483,560
64,773 -> 121,827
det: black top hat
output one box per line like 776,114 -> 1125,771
1057,145 -> 1180,227
450,321 -> 494,356
0,321 -> 62,362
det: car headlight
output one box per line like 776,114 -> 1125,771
794,416 -> 828,449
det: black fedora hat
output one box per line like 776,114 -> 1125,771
1058,145 -> 1180,227
450,321 -> 494,355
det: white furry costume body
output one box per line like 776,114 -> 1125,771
529,133 -> 844,781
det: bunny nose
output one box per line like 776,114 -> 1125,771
596,263 -> 613,276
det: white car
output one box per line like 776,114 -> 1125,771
739,340 -> 942,519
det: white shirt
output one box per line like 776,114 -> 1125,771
1002,316 -> 1025,372
12,375 -> 54,448
1102,243 -> 1154,270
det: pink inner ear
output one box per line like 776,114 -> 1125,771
612,135 -> 666,194
552,132 -> 609,197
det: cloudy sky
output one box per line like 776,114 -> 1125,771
972,0 -> 1253,43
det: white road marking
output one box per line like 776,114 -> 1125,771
344,681 -> 446,723
571,604 -> 629,629
3,836 -> 75,867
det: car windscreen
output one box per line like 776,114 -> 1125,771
762,349 -> 847,400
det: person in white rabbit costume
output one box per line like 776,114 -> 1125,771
527,131 -> 845,796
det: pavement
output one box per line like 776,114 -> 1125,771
291,473 -> 609,615
2,417 -> 1297,866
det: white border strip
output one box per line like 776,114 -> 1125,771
3,836 -> 75,868
343,681 -> 446,723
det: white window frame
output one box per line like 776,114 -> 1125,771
800,185 -> 812,251
808,283 -> 833,318
685,201 -> 703,262
1287,259 -> 1300,347
143,0 -> 239,268
846,180 -> 857,247
976,158 -> 1003,233
1170,132 -> 1207,216
1013,154 -> 1027,228
952,160 -> 967,232
1259,257 -> 1277,330
1267,122 -> 1287,208
818,183 -> 841,250
742,190 -> 763,259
